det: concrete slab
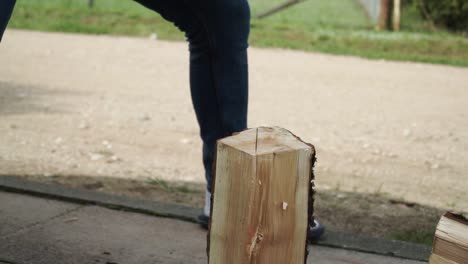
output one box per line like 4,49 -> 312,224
0,191 -> 81,237
1,205 -> 207,264
320,230 -> 431,261
308,247 -> 425,264
0,191 -> 425,264
0,175 -> 432,261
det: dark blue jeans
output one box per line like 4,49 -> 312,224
0,0 -> 16,41
134,0 -> 250,192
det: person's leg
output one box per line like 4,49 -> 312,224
133,1 -> 222,188
194,0 -> 250,135
187,0 -> 250,192
133,0 -> 249,195
134,0 -> 249,224
184,0 -> 250,223
0,0 -> 16,42
133,0 -> 323,240
187,2 -> 327,240
132,1 -> 234,220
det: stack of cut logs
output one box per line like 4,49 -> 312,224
430,212 -> 468,264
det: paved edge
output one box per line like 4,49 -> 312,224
318,230 -> 431,261
0,176 -> 431,261
0,258 -> 17,264
0,176 -> 200,223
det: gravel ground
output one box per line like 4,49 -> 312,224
0,29 -> 467,212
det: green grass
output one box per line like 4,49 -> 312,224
8,0 -> 468,66
9,0 -> 182,38
389,229 -> 436,246
147,178 -> 200,194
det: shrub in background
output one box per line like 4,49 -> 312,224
410,0 -> 468,32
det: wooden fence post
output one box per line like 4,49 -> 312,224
208,127 -> 315,264
393,0 -> 401,31
378,0 -> 391,30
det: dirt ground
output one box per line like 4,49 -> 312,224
0,29 -> 467,215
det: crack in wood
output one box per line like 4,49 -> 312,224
248,227 -> 264,262
255,128 -> 259,153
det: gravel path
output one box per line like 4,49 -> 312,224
0,30 -> 467,212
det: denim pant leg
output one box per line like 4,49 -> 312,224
186,1 -> 250,192
194,0 -> 250,136
133,0 -> 250,192
0,0 -> 16,41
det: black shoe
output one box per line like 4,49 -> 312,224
198,214 -> 209,230
308,220 -> 325,242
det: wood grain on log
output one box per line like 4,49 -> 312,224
208,127 -> 315,264
430,254 -> 458,264
430,212 -> 468,264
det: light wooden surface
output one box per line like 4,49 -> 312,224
430,213 -> 468,264
429,254 -> 458,264
435,214 -> 468,247
208,127 -> 314,264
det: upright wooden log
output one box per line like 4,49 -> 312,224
429,212 -> 468,264
208,127 -> 315,264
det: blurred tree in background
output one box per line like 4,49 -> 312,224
406,0 -> 468,32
